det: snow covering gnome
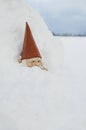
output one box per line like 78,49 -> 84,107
18,22 -> 47,71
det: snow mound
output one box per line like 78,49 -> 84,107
0,0 -> 63,130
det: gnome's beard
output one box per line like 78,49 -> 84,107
26,57 -> 43,67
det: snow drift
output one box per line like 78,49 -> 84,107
0,0 -> 86,130
0,0 -> 63,130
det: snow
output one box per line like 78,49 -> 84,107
62,37 -> 86,129
0,0 -> 86,130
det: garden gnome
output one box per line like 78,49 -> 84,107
18,22 -> 47,71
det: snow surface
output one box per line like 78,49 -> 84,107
0,0 -> 86,130
62,37 -> 86,130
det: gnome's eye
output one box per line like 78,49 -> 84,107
32,60 -> 35,63
38,60 -> 41,63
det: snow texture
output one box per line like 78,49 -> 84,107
0,0 -> 86,130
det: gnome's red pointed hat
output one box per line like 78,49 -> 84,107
21,22 -> 42,60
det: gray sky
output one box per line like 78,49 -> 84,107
28,0 -> 86,34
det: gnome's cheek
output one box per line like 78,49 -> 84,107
26,60 -> 33,67
40,61 -> 43,66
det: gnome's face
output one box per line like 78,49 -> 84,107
26,57 -> 43,67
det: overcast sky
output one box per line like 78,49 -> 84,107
28,0 -> 86,34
